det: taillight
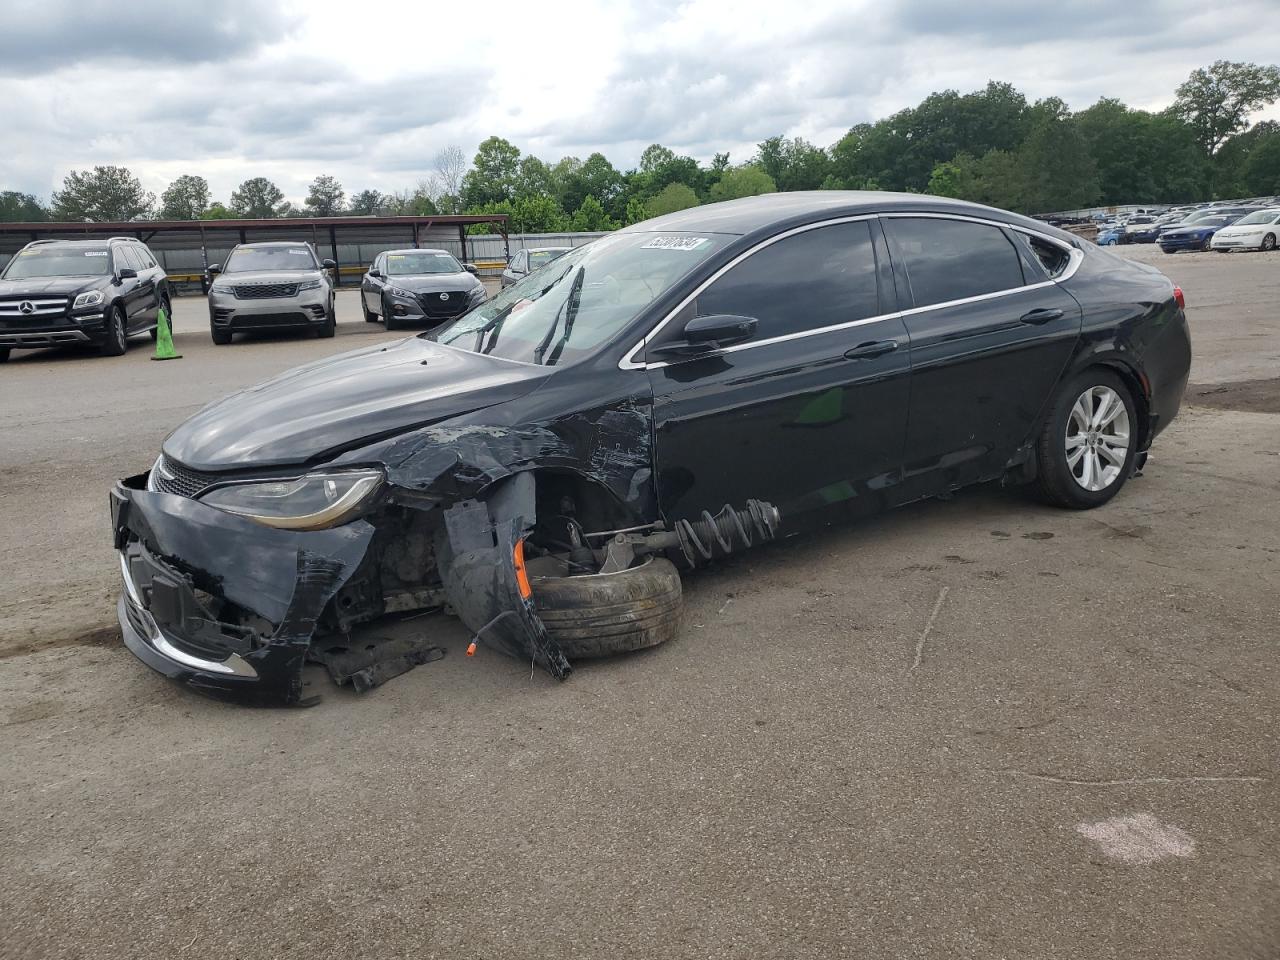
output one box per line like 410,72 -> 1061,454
1173,285 -> 1185,310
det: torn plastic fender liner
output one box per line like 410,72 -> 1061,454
111,477 -> 375,702
437,471 -> 572,680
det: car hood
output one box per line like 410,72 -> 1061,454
162,336 -> 551,470
1214,223 -> 1270,236
0,275 -> 106,296
217,270 -> 323,285
382,272 -> 480,293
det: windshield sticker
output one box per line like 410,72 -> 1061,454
388,255 -> 406,260
288,249 -> 310,255
642,236 -> 710,251
84,251 -> 108,256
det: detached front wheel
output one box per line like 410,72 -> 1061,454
532,557 -> 683,658
1034,369 -> 1137,509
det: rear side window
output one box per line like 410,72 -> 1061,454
693,220 -> 880,340
134,244 -> 157,268
115,245 -> 142,271
887,218 -> 1026,308
1027,236 -> 1071,278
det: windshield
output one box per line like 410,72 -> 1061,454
385,251 -> 463,275
528,249 -> 570,270
428,232 -> 723,366
2,245 -> 112,279
224,246 -> 316,273
1235,210 -> 1280,225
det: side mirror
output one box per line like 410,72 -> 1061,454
649,314 -> 757,359
208,264 -> 221,276
463,263 -> 479,275
369,268 -> 383,279
116,267 -> 138,281
322,258 -> 337,269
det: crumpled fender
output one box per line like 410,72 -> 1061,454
436,471 -> 572,680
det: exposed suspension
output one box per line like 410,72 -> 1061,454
582,499 -> 782,572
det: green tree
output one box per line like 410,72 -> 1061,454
754,137 -> 832,191
1015,104 -> 1100,213
645,182 -> 700,217
0,191 -> 48,222
1244,127 -> 1280,193
623,197 -> 649,225
159,174 -> 210,220
510,194 -> 570,233
347,189 -> 384,215
639,144 -> 676,174
201,202 -> 234,220
463,200 -> 515,234
461,136 -> 521,207
569,195 -> 618,232
51,166 -> 154,221
560,152 -> 624,216
229,177 -> 291,218
926,155 -> 978,199
304,175 -> 345,216
514,156 -> 556,199
1173,60 -> 1280,155
708,166 -> 777,201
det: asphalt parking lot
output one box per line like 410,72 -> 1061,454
2,249 -> 1278,959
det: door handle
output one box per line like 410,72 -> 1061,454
1019,308 -> 1064,325
844,339 -> 899,360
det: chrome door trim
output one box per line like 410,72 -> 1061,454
621,210 -> 1084,372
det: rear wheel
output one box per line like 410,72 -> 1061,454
531,557 -> 683,658
100,306 -> 127,357
1034,369 -> 1137,509
1263,233 -> 1277,252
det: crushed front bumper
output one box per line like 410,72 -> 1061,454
111,477 -> 375,704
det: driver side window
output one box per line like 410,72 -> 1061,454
692,220 -> 881,341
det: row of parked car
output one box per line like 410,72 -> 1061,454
0,237 -> 575,359
1095,199 -> 1280,254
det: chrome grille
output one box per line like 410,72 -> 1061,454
151,455 -> 227,499
233,283 -> 298,299
0,297 -> 69,316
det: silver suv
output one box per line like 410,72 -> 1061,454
207,242 -> 336,344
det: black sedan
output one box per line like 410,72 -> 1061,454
111,192 -> 1191,705
360,248 -> 487,329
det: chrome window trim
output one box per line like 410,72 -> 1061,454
620,211 -> 1084,371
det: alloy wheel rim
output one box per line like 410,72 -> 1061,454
1065,385 -> 1130,492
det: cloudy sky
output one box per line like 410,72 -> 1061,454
2,0 -> 1278,205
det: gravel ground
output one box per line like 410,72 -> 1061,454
1,251 -> 1277,959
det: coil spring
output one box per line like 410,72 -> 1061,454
674,499 -> 781,564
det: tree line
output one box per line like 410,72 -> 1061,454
3,61 -> 1278,230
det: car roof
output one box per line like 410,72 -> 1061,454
527,246 -> 572,252
382,248 -> 453,256
622,190 -> 1070,240
235,241 -> 314,248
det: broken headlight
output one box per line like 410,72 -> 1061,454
199,470 -> 382,531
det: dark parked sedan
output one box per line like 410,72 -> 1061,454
501,246 -> 572,287
361,249 -> 486,329
111,192 -> 1191,705
1158,214 -> 1241,253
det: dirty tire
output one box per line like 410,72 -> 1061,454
100,305 -> 127,356
1034,368 -> 1137,510
532,557 -> 682,658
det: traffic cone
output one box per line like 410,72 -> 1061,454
152,304 -> 182,361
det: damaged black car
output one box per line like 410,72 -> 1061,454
111,192 -> 1191,704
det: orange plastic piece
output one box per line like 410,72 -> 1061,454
513,538 -> 532,600
466,641 -> 477,657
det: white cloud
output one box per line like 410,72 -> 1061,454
1,0 -> 1277,204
